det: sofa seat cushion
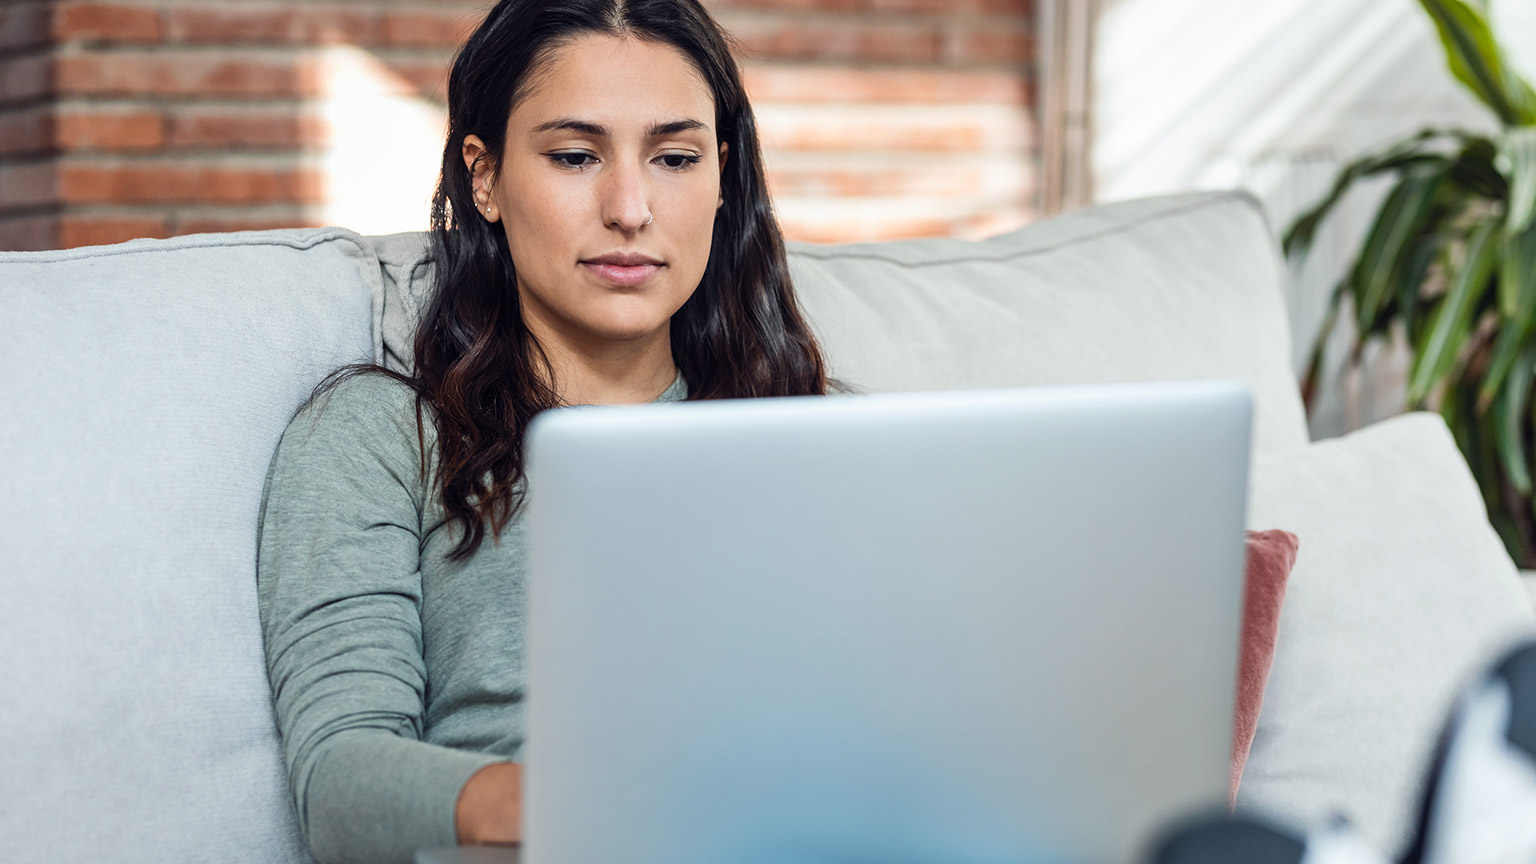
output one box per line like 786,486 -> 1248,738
0,228 -> 384,864
1239,413 -> 1536,855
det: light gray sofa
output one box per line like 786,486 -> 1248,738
3,190 -> 1531,863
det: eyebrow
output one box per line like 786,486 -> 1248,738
530,118 -> 709,137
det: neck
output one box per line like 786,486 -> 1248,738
524,317 -> 678,406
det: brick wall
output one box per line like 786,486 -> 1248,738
0,0 -> 1035,251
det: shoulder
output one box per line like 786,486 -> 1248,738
258,371 -> 439,573
275,369 -> 435,482
290,370 -> 423,441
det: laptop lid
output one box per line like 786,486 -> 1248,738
523,381 -> 1252,864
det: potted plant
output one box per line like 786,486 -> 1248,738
1286,0 -> 1536,565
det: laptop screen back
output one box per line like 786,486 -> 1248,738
524,382 -> 1252,864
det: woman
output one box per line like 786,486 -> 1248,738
255,1 -> 829,861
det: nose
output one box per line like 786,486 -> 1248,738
600,159 -> 651,233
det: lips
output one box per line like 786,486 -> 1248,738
581,252 -> 664,288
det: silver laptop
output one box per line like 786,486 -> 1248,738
489,381 -> 1250,864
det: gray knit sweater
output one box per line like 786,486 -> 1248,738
256,371 -> 689,864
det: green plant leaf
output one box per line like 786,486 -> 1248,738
1490,509 -> 1525,563
1418,0 -> 1536,126
1397,232 -> 1447,345
1449,134 -> 1509,201
1497,207 -> 1528,315
1480,225 -> 1536,407
1495,344 -> 1536,494
1507,223 -> 1536,318
1353,166 -> 1449,334
1442,366 -> 1470,451
1283,130 -> 1452,259
1410,216 -> 1503,403
1301,279 -> 1347,411
1465,377 -> 1505,516
1497,127 -> 1536,236
1468,376 -> 1534,566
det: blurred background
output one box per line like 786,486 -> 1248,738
2,0 -> 1534,437
0,0 -> 1037,249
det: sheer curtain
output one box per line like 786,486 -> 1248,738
1085,0 -> 1532,438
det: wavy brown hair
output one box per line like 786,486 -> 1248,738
320,0 -> 828,561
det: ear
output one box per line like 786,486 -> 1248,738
717,141 -> 729,209
462,134 -> 498,222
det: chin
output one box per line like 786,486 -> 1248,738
574,298 -> 684,343
578,312 -> 674,344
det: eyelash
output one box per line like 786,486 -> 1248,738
546,152 -> 702,172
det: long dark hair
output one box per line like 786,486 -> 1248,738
325,0 -> 828,561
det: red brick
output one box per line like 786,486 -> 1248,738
859,0 -> 1031,13
779,214 -> 958,244
959,208 -> 1032,239
0,215 -> 57,251
58,162 -> 326,205
0,107 -> 51,156
380,58 -> 451,101
769,166 -> 990,197
760,114 -> 1022,152
0,161 -> 56,207
730,19 -> 943,64
58,214 -> 167,247
706,0 -> 861,12
0,3 -> 53,54
942,26 -> 1031,65
1,54 -> 53,103
712,0 -> 1028,12
53,2 -> 162,44
54,52 -> 313,98
166,110 -> 323,150
54,108 -> 163,151
988,0 -> 1033,14
174,214 -> 317,235
742,64 -> 1030,104
379,9 -> 485,49
165,7 -> 377,46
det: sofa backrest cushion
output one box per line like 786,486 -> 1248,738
371,190 -> 1309,455
0,229 -> 383,864
788,191 -> 1309,454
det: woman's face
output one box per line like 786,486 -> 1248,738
465,34 -> 726,355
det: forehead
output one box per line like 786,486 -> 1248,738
513,34 -> 716,133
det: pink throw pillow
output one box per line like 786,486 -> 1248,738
1232,529 -> 1298,801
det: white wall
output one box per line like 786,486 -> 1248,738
1092,0 -> 1534,438
314,46 -> 446,237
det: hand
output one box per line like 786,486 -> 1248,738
454,761 -> 523,846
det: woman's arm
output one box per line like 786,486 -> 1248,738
455,761 -> 524,845
258,374 -> 504,864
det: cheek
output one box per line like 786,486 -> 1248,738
503,182 -> 584,269
673,177 -> 722,262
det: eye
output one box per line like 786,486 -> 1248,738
657,153 -> 703,171
547,151 -> 596,169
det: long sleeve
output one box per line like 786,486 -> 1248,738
256,374 -> 502,864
